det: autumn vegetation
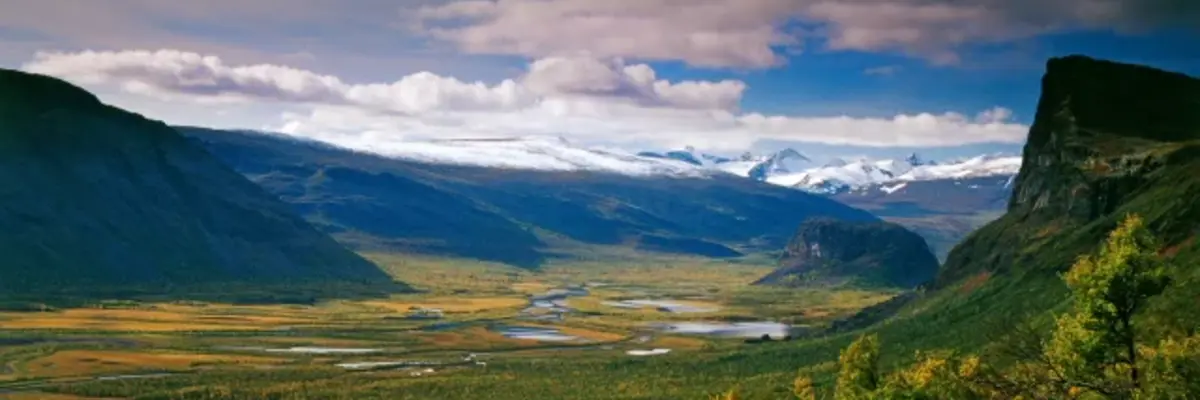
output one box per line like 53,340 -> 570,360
720,214 -> 1200,399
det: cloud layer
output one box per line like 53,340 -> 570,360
413,0 -> 1200,67
24,49 -> 1029,151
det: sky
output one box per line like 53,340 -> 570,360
1,0 -> 1197,162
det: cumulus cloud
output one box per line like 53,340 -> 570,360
522,56 -> 745,110
23,49 -> 1028,151
24,49 -> 532,113
412,0 -> 1199,67
411,0 -> 804,68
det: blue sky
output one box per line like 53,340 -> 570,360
0,0 -> 1196,162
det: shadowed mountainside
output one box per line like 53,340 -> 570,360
755,218 -> 939,288
181,127 -> 881,267
0,69 -> 403,300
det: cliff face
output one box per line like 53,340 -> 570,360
756,218 -> 939,288
1009,55 -> 1200,220
938,56 -> 1200,286
0,69 -> 402,298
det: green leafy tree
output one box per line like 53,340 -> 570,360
1141,335 -> 1200,400
1045,214 -> 1170,396
835,334 -> 881,400
794,373 -> 816,400
878,351 -> 990,399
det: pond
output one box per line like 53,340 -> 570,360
492,325 -> 582,342
652,322 -> 790,338
336,360 -> 442,370
262,346 -> 382,354
602,299 -> 718,313
522,286 -> 590,314
626,349 -> 671,356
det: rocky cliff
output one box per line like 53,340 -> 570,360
755,218 -> 939,288
0,69 -> 403,299
937,55 -> 1200,286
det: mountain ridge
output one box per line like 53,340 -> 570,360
0,68 -> 403,300
938,54 -> 1200,288
181,127 -> 883,267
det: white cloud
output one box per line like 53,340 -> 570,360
411,0 -> 804,68
23,49 -> 531,113
412,0 -> 1199,67
23,48 -> 1028,152
522,56 -> 745,110
974,106 -> 1014,124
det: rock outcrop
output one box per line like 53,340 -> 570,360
937,55 -> 1200,286
755,218 -> 939,288
0,68 -> 403,299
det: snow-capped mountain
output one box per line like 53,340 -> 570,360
636,146 -> 731,168
744,153 -> 1020,194
264,132 -> 1019,195
282,135 -> 714,177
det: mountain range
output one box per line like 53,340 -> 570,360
638,146 -> 1022,196
197,131 -> 1016,258
181,128 -> 881,268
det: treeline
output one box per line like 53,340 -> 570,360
715,214 -> 1200,399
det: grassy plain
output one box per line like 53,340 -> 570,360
0,254 -> 899,399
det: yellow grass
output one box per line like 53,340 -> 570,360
363,296 -> 526,313
21,350 -> 285,378
0,393 -> 121,400
543,325 -> 625,342
509,282 -> 554,294
0,304 -> 318,331
649,335 -> 708,350
417,326 -> 523,348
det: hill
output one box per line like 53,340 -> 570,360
831,175 -> 1012,259
827,55 -> 1200,356
939,55 -> 1200,288
180,128 -> 880,267
755,218 -> 939,288
0,69 -> 403,301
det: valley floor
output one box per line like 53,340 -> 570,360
0,254 -> 897,399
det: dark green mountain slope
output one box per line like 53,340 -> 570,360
0,69 -> 402,299
180,128 -> 880,267
939,55 -> 1200,288
755,218 -> 939,288
820,55 -> 1200,351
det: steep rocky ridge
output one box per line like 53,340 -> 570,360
939,55 -> 1200,287
823,56 -> 1200,343
756,218 -> 939,288
0,69 -> 401,299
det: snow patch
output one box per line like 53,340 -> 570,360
881,183 -> 908,194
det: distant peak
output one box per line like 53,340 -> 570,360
822,158 -> 849,168
0,68 -> 102,113
904,153 -> 925,166
773,148 -> 811,162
